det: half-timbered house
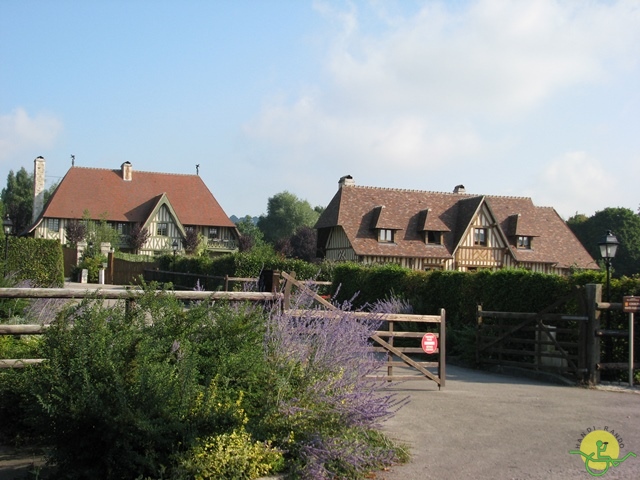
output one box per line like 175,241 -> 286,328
29,157 -> 238,256
315,176 -> 596,275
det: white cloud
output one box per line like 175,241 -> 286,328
0,108 -> 63,162
244,0 -> 640,214
532,151 -> 617,218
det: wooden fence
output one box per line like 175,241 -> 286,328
476,283 -> 638,385
0,272 -> 446,389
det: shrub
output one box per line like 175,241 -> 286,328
21,283 -> 407,479
177,427 -> 284,479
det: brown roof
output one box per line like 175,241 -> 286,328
39,166 -> 235,227
315,183 -> 596,269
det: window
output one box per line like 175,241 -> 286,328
208,227 -> 218,240
426,231 -> 442,245
116,223 -> 130,235
378,229 -> 394,243
474,228 -> 487,246
156,222 -> 168,236
517,236 -> 532,249
47,218 -> 59,231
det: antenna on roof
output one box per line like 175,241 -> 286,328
196,164 -> 200,175
71,154 -> 75,167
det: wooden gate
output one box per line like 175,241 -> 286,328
476,287 -> 589,381
280,272 -> 446,389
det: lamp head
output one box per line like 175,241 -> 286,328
598,230 -> 619,260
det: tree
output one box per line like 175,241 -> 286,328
127,223 -> 150,253
236,215 -> 264,252
567,207 -> 640,277
65,219 -> 87,247
288,226 -> 318,262
1,168 -> 33,234
257,192 -> 321,245
82,210 -> 122,252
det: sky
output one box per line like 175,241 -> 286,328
1,0 -> 639,221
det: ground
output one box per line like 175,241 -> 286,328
1,366 -> 638,479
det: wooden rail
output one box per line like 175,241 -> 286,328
0,287 -> 281,369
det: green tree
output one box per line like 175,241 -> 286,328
567,207 -> 640,277
236,215 -> 264,252
257,191 -> 321,245
1,167 -> 33,234
82,210 -> 122,251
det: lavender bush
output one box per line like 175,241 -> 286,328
260,287 -> 409,478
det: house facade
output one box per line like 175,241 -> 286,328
29,157 -> 238,256
315,176 -> 597,275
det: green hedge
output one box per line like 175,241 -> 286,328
156,249 -> 334,285
331,264 -> 639,327
4,237 -> 64,287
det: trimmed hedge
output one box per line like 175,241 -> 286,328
331,263 -> 632,327
4,237 -> 64,287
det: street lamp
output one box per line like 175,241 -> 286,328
598,230 -> 619,367
3,215 -> 13,277
598,230 -> 619,304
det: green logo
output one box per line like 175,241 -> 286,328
569,428 -> 636,476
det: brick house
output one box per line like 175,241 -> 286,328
29,157 -> 238,255
315,176 -> 597,275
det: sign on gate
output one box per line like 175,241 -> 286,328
422,332 -> 438,354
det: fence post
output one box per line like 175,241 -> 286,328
476,304 -> 482,367
282,271 -> 293,310
585,283 -> 602,385
439,308 -> 446,389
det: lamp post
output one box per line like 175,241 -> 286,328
598,230 -> 619,306
598,230 -> 619,366
3,215 -> 13,277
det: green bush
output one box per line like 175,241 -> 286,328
13,282 -> 406,479
4,237 -> 64,287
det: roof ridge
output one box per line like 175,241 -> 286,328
72,166 -> 197,177
354,184 -> 532,200
354,184 -> 477,196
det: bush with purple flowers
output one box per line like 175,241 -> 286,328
7,281 -> 408,479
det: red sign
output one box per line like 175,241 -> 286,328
421,333 -> 438,354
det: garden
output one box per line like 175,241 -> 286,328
0,281 -> 409,479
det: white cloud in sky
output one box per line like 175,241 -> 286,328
245,0 -> 640,214
530,151 -> 616,218
0,108 -> 63,163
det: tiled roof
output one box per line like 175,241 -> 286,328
39,166 -> 235,227
315,183 -> 596,269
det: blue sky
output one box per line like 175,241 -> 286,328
2,0 -> 639,220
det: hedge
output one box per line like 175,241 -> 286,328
4,236 -> 64,287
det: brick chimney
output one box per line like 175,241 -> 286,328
453,184 -> 466,194
33,156 -> 46,223
339,175 -> 355,188
121,161 -> 132,181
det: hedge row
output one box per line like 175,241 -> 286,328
4,237 -> 64,287
157,248 -> 335,284
330,263 -> 640,327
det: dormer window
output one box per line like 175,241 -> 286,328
426,231 -> 442,245
517,236 -> 532,249
378,229 -> 394,243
